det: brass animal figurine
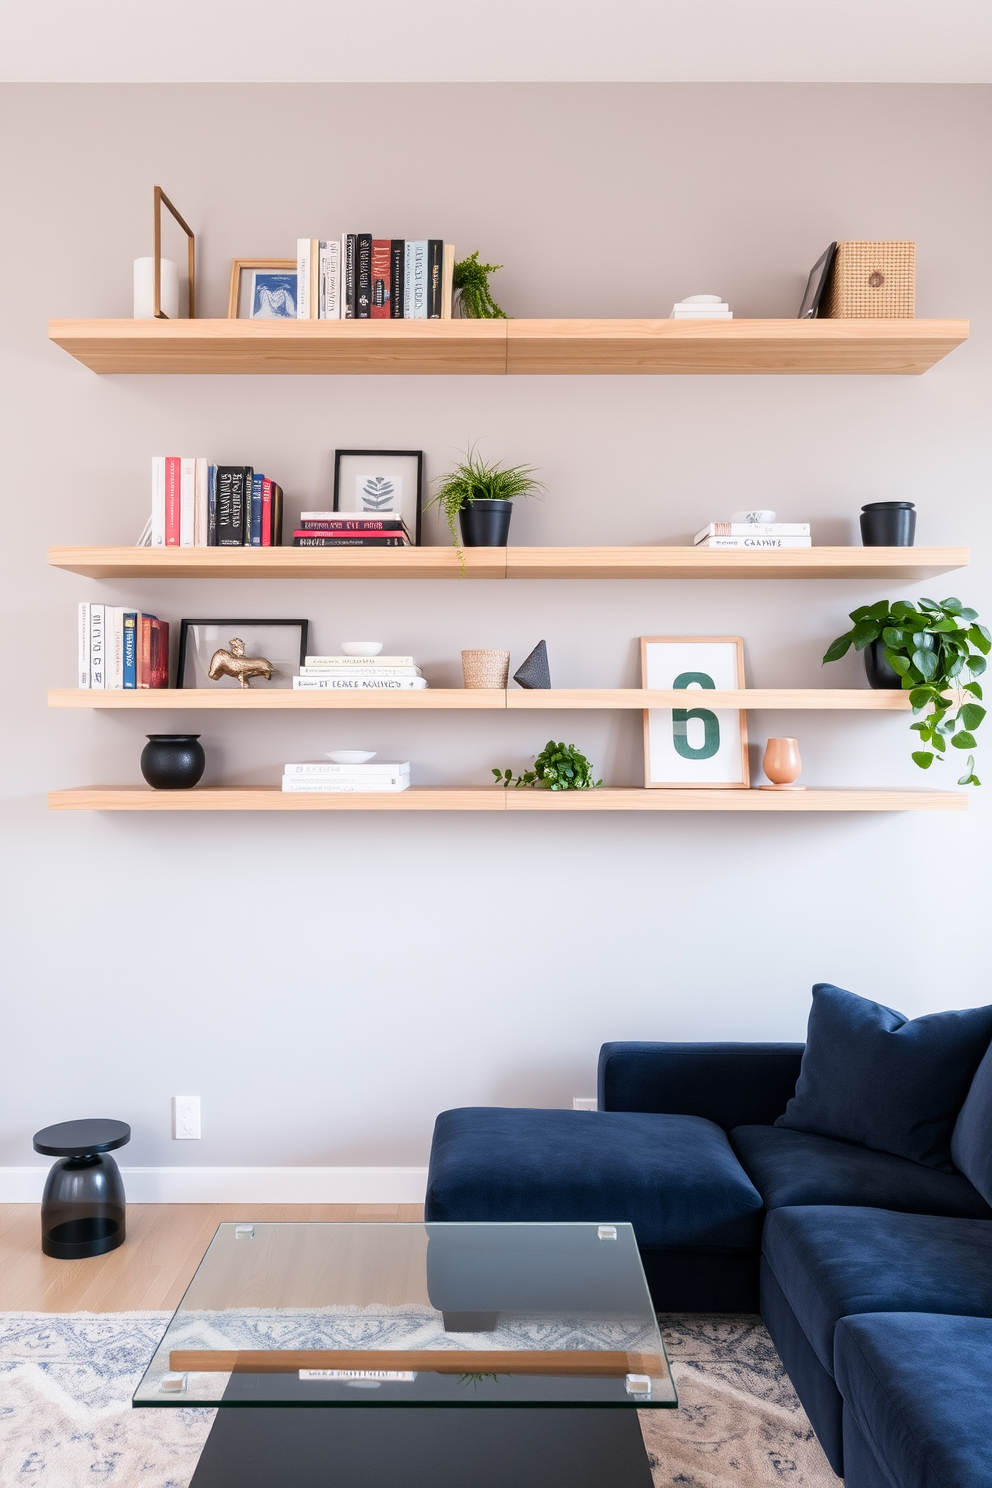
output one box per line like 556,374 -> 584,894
208,637 -> 275,688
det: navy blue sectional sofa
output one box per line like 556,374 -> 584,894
426,987 -> 992,1487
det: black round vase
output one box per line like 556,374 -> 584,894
459,500 -> 513,547
140,734 -> 205,789
860,501 -> 916,547
865,641 -> 903,690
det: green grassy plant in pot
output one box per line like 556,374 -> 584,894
429,446 -> 543,549
823,596 -> 989,785
452,251 -> 507,319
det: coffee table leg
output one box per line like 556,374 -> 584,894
187,1405 -> 654,1487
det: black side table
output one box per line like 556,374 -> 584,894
33,1119 -> 130,1259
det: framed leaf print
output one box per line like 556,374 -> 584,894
640,636 -> 749,788
332,450 -> 423,545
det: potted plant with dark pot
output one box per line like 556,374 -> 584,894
428,446 -> 543,549
823,596 -> 989,784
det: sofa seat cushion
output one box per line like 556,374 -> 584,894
730,1124 -> 992,1219
762,1205 -> 992,1377
835,1313 -> 992,1488
426,1107 -> 764,1250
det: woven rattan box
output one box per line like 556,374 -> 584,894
823,241 -> 915,318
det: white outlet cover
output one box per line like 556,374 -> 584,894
173,1095 -> 201,1140
572,1097 -> 598,1111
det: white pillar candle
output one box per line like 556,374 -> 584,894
133,257 -> 179,319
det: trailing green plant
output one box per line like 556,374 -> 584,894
493,741 -> 603,791
452,251 -> 507,318
427,445 -> 543,545
823,596 -> 989,785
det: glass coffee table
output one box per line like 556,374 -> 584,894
135,1220 -> 676,1487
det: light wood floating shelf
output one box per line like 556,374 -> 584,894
48,786 -> 966,813
47,318 -> 968,377
47,545 -> 968,582
48,688 -> 916,712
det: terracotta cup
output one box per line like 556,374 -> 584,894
462,650 -> 510,689
762,737 -> 803,790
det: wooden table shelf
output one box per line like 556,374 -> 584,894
47,545 -> 968,582
48,688 -> 917,711
48,786 -> 966,813
48,318 -> 968,376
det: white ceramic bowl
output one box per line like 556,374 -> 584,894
341,641 -> 383,657
327,750 -> 377,764
730,509 -> 776,524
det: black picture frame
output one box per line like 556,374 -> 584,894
332,449 -> 424,546
177,618 -> 309,689
797,242 -> 837,319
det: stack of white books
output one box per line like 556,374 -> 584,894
694,522 -> 812,550
282,762 -> 411,794
293,655 -> 428,691
671,294 -> 733,320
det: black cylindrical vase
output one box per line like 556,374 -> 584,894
41,1153 -> 126,1258
140,734 -> 205,789
865,641 -> 903,690
860,502 -> 916,547
459,500 -> 513,547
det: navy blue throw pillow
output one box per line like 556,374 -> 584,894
776,984 -> 992,1171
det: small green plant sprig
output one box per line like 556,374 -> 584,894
427,445 -> 543,546
493,741 -> 603,791
823,596 -> 989,785
452,251 -> 507,318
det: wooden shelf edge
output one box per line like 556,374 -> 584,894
48,786 -> 967,813
48,688 -> 915,711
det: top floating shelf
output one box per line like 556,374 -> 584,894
47,318 -> 969,376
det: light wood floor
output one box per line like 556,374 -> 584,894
0,1204 -> 424,1312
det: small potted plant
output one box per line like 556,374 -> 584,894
428,445 -> 543,548
452,251 -> 508,319
823,595 -> 989,784
493,741 -> 602,791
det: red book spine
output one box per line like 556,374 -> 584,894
138,614 -> 150,687
293,528 -> 409,540
370,239 -> 391,318
148,618 -> 170,688
261,478 -> 273,547
165,457 -> 181,546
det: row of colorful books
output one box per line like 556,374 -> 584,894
298,238 -> 455,320
693,522 -> 812,550
292,654 -> 427,691
78,603 -> 169,689
146,459 -> 285,548
282,760 -> 411,794
292,514 -> 412,548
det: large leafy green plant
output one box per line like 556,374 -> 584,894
823,596 -> 989,785
452,251 -> 507,318
428,446 -> 543,545
493,741 -> 602,791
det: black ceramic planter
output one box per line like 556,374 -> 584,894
140,734 -> 206,789
860,501 -> 916,547
864,642 -> 903,690
459,499 -> 513,547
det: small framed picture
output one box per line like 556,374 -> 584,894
641,637 -> 749,788
177,619 -> 309,690
333,450 -> 423,545
228,259 -> 299,320
797,242 -> 837,319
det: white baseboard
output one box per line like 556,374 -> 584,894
0,1167 -> 429,1205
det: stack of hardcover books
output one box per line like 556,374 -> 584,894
148,458 -> 285,548
293,654 -> 427,692
78,603 -> 169,689
694,522 -> 811,550
293,512 -> 412,548
282,761 -> 411,794
298,238 -> 454,320
670,295 -> 733,320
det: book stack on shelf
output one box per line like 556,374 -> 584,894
282,760 -> 411,794
694,521 -> 812,550
147,458 -> 284,548
78,603 -> 168,689
299,237 -> 455,320
293,512 -> 412,548
293,654 -> 427,691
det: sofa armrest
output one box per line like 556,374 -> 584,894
597,1042 -> 804,1131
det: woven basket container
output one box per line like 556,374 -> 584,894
823,241 -> 915,318
462,650 -> 510,689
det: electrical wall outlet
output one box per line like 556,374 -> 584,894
173,1095 -> 201,1140
573,1097 -> 598,1112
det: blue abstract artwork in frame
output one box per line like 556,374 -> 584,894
251,272 -> 298,319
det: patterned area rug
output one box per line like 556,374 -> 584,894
0,1313 -> 838,1487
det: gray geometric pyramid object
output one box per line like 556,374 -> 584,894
513,640 -> 551,690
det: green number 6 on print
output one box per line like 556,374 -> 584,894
672,671 -> 720,760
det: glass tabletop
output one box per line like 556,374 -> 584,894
134,1221 -> 676,1410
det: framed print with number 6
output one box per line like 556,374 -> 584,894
640,636 -> 749,788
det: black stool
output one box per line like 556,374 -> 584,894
33,1119 -> 130,1259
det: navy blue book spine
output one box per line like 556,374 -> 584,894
250,473 -> 264,546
